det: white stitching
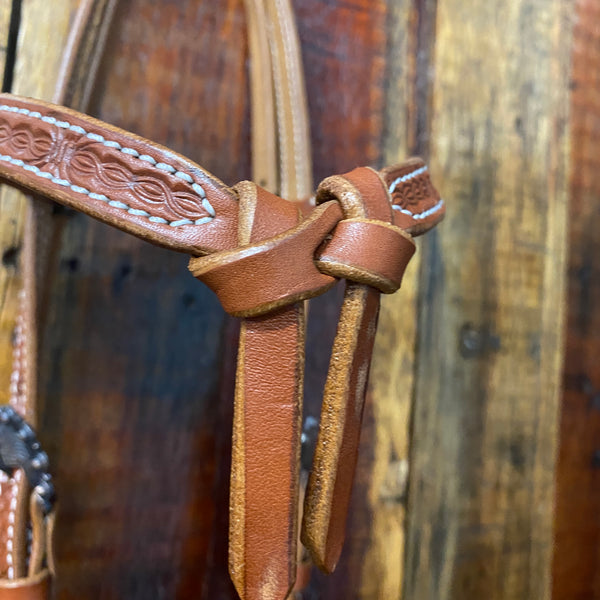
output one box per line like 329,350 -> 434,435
388,165 -> 445,220
6,482 -> 15,577
392,198 -> 445,220
4,289 -> 28,579
0,105 -> 215,227
388,165 -> 428,195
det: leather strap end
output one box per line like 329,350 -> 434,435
303,165 -> 424,573
0,570 -> 50,600
228,183 -> 307,600
379,158 -> 445,235
302,284 -> 380,572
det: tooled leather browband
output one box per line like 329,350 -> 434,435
0,97 -> 443,257
0,94 -> 444,600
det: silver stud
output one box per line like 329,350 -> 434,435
31,452 -> 48,470
17,424 -> 33,441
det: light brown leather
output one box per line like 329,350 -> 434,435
302,165 -> 443,572
262,0 -> 313,201
0,96 -> 240,255
0,570 -> 49,600
244,0 -> 313,201
316,218 -> 415,293
242,3 -> 313,593
228,184 -> 304,600
244,0 -> 278,192
0,94 -> 444,599
54,0 -> 118,110
189,199 -> 340,317
303,282 -> 380,571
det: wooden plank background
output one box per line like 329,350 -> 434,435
403,2 -> 572,600
552,1 -> 600,599
0,1 -> 585,599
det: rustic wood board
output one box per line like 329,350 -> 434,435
403,1 -> 572,600
0,2 -> 11,88
552,1 -> 600,598
0,1 -> 577,599
0,0 -> 79,398
0,0 -> 16,406
356,0 -> 437,597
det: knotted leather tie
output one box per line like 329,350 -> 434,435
0,95 -> 444,600
189,163 -> 443,598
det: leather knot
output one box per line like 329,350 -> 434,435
188,182 -> 341,317
188,168 -> 415,317
314,169 -> 415,294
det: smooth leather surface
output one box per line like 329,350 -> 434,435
228,183 -> 304,600
189,200 -> 341,317
0,571 -> 49,600
316,218 -> 415,293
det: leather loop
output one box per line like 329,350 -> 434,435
302,165 -> 410,572
316,218 -> 415,293
189,183 -> 342,317
189,168 -> 419,315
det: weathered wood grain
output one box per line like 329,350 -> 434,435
357,0 -> 435,597
294,1 -> 409,598
0,1 -> 578,599
0,0 -> 79,401
403,2 -> 572,600
0,2 -> 11,87
552,1 -> 600,598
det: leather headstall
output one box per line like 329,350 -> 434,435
0,94 -> 444,600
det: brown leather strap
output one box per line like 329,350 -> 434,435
238,3 -> 313,594
0,570 -> 50,600
0,96 -> 239,255
228,183 -> 304,600
244,0 -> 278,193
302,163 -> 443,572
302,167 -> 404,571
262,0 -> 313,200
0,96 -> 444,254
54,0 -> 118,110
0,94 -> 444,599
